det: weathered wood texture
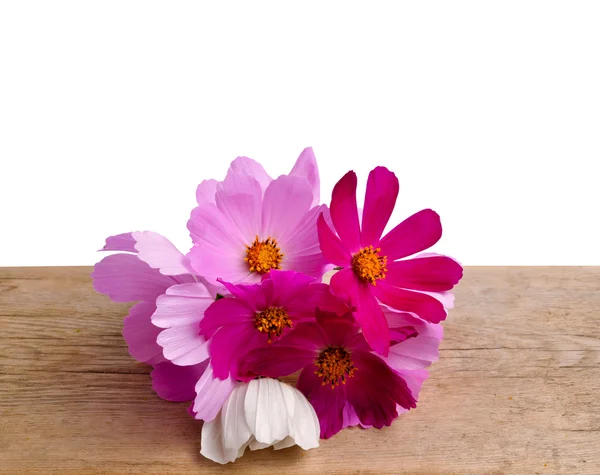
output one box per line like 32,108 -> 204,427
1,267 -> 598,474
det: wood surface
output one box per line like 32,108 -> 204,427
0,267 -> 598,474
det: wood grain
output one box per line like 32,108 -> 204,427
1,267 -> 599,474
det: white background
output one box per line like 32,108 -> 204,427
1,1 -> 599,266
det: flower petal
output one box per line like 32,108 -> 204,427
297,368 -> 347,439
227,156 -> 273,192
199,297 -> 254,338
91,254 -> 176,303
361,167 -> 399,247
383,309 -> 443,370
122,301 -> 165,365
193,364 -> 236,422
287,386 -> 320,450
100,232 -> 137,252
187,245 -> 252,285
152,283 -> 214,329
378,209 -> 442,260
221,383 -> 253,450
317,213 -> 352,267
215,172 -> 262,242
385,256 -> 463,292
207,323 -> 263,380
261,175 -> 313,241
373,282 -> 447,323
244,378 -> 291,445
241,341 -> 318,379
131,231 -> 194,276
156,323 -> 209,366
196,179 -> 218,206
289,146 -> 320,207
353,283 -> 390,356
347,351 -> 416,428
329,171 -> 361,253
151,360 -> 208,402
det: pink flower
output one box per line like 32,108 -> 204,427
317,167 -> 463,355
187,148 -> 330,285
200,270 -> 346,381
242,311 -> 418,439
91,231 -> 233,419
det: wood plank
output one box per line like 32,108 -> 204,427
1,267 -> 599,474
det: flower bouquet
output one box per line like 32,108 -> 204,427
92,147 -> 462,464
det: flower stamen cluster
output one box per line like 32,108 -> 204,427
314,346 -> 356,388
254,306 -> 293,343
351,245 -> 387,284
245,236 -> 284,274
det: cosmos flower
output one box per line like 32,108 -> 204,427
91,231 -> 208,405
317,167 -> 463,355
199,270 -> 346,381
242,311 -> 417,439
187,148 -> 331,286
200,378 -> 320,464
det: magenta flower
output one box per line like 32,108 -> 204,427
242,311 -> 417,438
200,270 -> 346,381
317,167 -> 463,355
342,305 -> 444,429
187,148 -> 330,286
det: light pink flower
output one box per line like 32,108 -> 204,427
187,148 -> 330,285
91,231 -> 232,418
317,167 -> 463,355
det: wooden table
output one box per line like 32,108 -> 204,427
1,267 -> 598,474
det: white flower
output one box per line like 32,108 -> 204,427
321,269 -> 338,285
200,378 -> 320,464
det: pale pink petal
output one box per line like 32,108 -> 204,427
123,301 -> 165,365
152,283 -> 214,329
131,231 -> 194,276
330,171 -> 361,253
196,179 -> 218,206
261,175 -> 313,241
91,254 -> 176,303
188,203 -> 246,251
361,167 -> 399,247
383,308 -> 444,370
215,173 -> 262,243
151,360 -> 208,402
157,324 -> 209,366
289,146 -> 320,207
188,245 -> 252,285
193,364 -> 236,422
100,232 -> 137,252
227,156 -> 273,192
395,369 -> 430,415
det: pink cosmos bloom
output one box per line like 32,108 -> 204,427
242,311 -> 418,439
187,148 -> 331,286
200,270 -> 347,381
317,167 -> 463,355
91,231 -> 231,417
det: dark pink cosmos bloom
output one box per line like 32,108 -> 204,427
200,270 -> 346,381
317,167 -> 463,355
242,312 -> 418,439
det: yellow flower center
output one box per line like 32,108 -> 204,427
254,307 -> 292,343
245,236 -> 284,274
351,245 -> 388,284
314,346 -> 356,388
